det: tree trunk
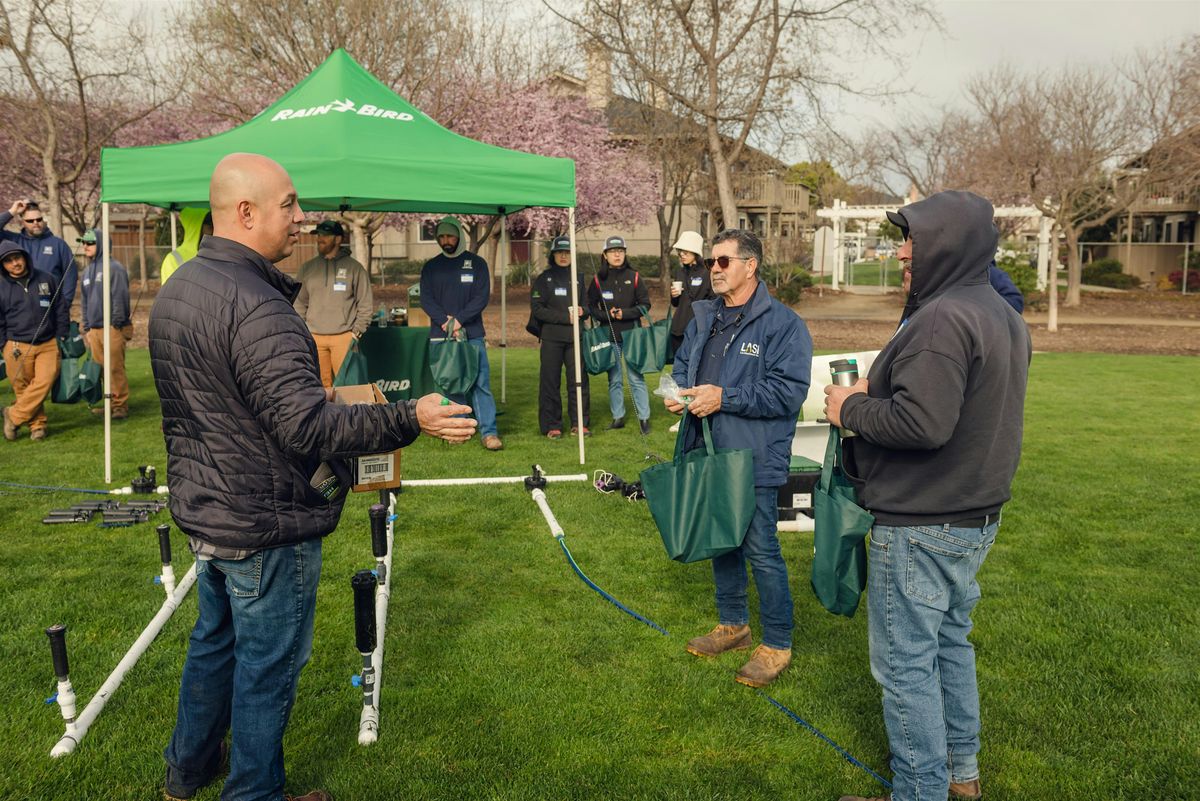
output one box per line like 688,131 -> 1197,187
1062,225 -> 1083,307
706,123 -> 738,229
349,220 -> 370,272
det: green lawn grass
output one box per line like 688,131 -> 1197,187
813,259 -> 904,288
1,348 -> 1196,800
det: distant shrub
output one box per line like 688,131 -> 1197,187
996,249 -> 1038,297
1082,258 -> 1141,289
1167,270 -> 1200,291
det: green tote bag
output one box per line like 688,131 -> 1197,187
333,339 -> 370,387
429,332 -> 479,397
811,426 -> 875,617
78,353 -> 104,404
52,354 -> 83,404
641,414 -> 757,563
581,322 -> 617,375
620,308 -> 670,375
58,321 -> 86,359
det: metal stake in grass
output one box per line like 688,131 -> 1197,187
43,525 -> 197,757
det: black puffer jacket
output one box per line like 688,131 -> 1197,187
149,236 -> 421,550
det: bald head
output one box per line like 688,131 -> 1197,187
209,153 -> 303,263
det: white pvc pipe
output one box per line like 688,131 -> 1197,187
568,208 -> 585,465
400,474 -> 588,488
50,561 -> 198,757
529,488 -> 565,539
359,491 -> 395,745
776,517 -> 815,533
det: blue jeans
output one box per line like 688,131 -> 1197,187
867,519 -> 998,801
433,338 -> 498,438
164,540 -> 322,801
606,345 -> 650,421
711,488 -> 793,650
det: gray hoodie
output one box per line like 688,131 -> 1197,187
840,190 -> 1031,525
293,245 -> 374,336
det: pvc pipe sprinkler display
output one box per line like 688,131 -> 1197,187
355,492 -> 395,746
45,526 -> 197,757
400,473 -> 588,488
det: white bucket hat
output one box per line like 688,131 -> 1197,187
672,230 -> 705,257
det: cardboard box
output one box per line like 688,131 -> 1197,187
333,383 -> 403,493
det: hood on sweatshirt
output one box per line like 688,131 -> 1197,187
434,216 -> 468,259
0,240 -> 32,278
897,190 -> 998,316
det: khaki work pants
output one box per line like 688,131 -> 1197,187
312,331 -> 354,388
2,339 -> 60,432
85,326 -> 133,411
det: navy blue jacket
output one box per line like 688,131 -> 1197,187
419,250 -> 490,340
673,280 -> 813,487
80,236 -> 131,330
0,211 -> 78,310
988,263 -> 1024,313
0,241 -> 69,346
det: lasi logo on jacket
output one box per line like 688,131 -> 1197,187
739,342 -> 761,357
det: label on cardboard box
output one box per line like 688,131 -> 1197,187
333,383 -> 403,492
356,454 -> 395,485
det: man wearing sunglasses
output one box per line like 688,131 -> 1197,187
1,199 -> 78,311
664,228 -> 812,688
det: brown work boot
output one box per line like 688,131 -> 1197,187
685,624 -> 751,657
286,792 -> 332,801
734,644 -> 792,687
30,427 -> 46,441
951,778 -> 982,799
837,795 -> 889,801
482,434 -> 503,451
2,407 -> 15,441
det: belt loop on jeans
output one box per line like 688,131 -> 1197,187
950,512 -> 998,528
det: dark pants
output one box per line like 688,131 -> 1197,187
538,337 -> 590,433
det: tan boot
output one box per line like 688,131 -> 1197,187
734,644 -> 792,687
685,624 -> 751,657
837,795 -> 889,801
286,793 -> 332,801
950,778 -> 981,800
2,407 -> 15,441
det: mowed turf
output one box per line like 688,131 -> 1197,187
0,348 -> 1196,800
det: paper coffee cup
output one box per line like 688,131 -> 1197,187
671,281 -> 683,292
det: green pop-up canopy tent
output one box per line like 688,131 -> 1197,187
101,49 -> 575,212
93,50 -> 589,481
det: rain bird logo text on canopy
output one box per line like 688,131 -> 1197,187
271,98 -> 414,123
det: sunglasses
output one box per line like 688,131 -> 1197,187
23,217 -> 44,224
703,255 -> 750,270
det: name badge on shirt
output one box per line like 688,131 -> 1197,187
83,278 -> 91,287
690,276 -> 703,287
460,273 -> 473,283
601,290 -> 614,300
333,281 -> 347,292
554,287 -> 568,296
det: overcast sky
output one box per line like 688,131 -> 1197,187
819,0 -> 1200,155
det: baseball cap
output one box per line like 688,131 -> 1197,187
313,220 -> 345,237
550,236 -> 571,252
603,235 -> 626,251
78,230 -> 98,244
885,210 -> 909,238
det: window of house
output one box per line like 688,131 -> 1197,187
419,220 -> 439,242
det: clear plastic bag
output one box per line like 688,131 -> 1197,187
654,373 -> 685,404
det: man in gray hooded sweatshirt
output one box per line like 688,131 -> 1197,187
825,191 -> 1030,801
294,220 -> 373,387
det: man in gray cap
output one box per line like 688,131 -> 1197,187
530,235 -> 590,438
293,219 -> 373,387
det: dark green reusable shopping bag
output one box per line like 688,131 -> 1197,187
52,354 -> 83,404
428,332 -> 479,397
581,321 -> 617,375
58,321 -> 86,359
78,354 -> 103,404
811,426 -> 875,617
333,339 -> 370,387
641,414 -> 756,563
620,307 -> 670,374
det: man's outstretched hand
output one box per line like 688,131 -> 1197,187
415,393 -> 477,443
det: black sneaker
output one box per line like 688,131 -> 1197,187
607,417 -> 625,430
639,418 -> 651,434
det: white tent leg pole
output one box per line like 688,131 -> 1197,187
401,473 -> 588,488
50,562 -> 198,757
569,208 -> 585,465
500,214 -> 508,404
102,204 -> 112,484
359,492 -> 395,745
170,210 -> 178,258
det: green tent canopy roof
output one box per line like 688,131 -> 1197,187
100,49 -> 575,214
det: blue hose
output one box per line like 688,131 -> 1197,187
759,691 -> 893,790
557,538 -> 668,636
0,480 -> 111,495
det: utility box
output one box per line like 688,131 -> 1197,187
332,383 -> 403,493
777,455 -> 821,521
407,284 -> 430,330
